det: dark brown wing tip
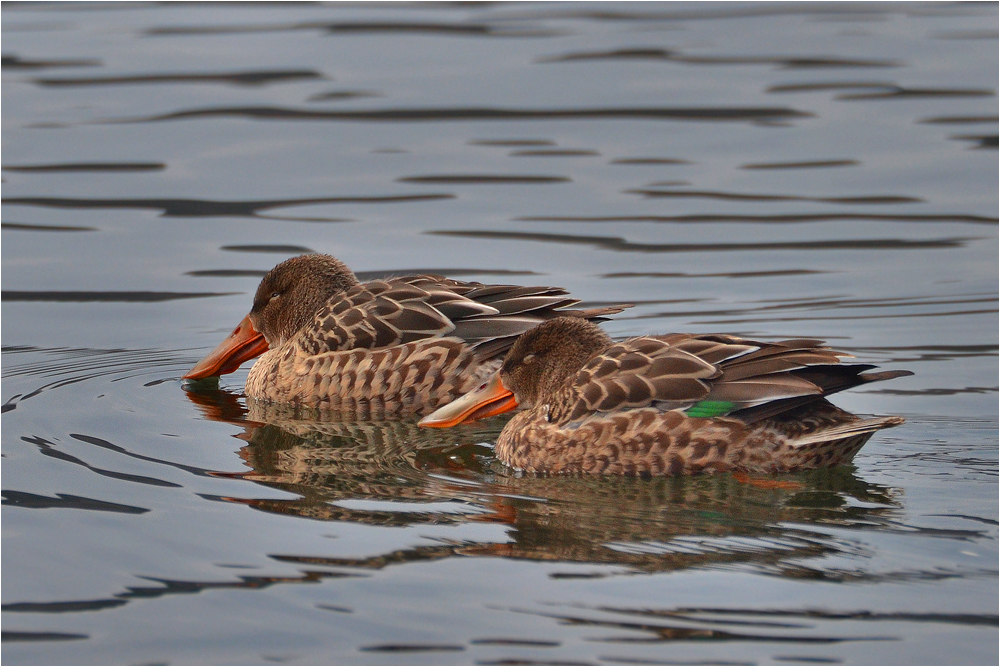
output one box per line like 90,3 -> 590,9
859,369 -> 914,383
570,303 -> 636,319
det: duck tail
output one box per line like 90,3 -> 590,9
789,415 -> 906,448
781,415 -> 905,467
857,369 -> 914,384
565,303 -> 635,322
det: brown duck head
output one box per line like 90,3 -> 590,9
184,254 -> 359,379
419,316 -> 612,427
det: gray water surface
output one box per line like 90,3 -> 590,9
2,3 -> 997,665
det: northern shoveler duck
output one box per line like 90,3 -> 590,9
419,317 -> 912,475
184,254 -> 629,418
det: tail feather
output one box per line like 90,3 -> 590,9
775,415 -> 905,469
858,369 -> 914,383
732,366 -> 912,424
788,415 -> 905,448
564,304 -> 635,321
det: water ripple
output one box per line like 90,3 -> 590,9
951,134 -> 998,150
920,115 -> 998,125
622,606 -> 999,627
2,193 -> 453,218
428,230 -> 977,252
626,188 -> 922,205
469,139 -> 557,147
220,244 -> 314,254
741,159 -> 859,169
2,599 -> 128,613
30,69 -> 324,87
612,157 -> 691,165
142,20 -> 556,38
1,490 -> 150,514
1,54 -> 100,70
2,291 -> 237,302
2,346 -> 200,411
539,48 -> 900,69
836,86 -> 995,101
398,174 -> 570,184
501,605 -> 895,645
518,213 -> 997,224
511,149 -> 600,157
17,435 -> 181,488
602,269 -> 827,279
3,162 -> 165,172
643,293 -> 998,325
1,631 -> 88,643
115,105 -> 814,124
2,222 -> 96,232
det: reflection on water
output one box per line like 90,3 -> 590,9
187,387 -> 907,578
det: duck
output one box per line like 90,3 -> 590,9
419,317 -> 912,475
183,254 -> 630,418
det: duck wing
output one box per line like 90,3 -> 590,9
299,276 -> 629,358
453,282 -> 632,360
560,334 -> 908,424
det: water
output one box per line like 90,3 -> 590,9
2,2 -> 997,664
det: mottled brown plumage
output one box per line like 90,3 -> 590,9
421,317 -> 912,475
185,254 -> 629,416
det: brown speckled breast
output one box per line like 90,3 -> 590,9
247,336 -> 498,419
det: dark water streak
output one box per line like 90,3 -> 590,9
115,105 -> 814,124
2,291 -> 237,302
29,69 -> 324,87
2,222 -> 96,232
539,48 -> 901,70
1,54 -> 100,70
2,193 -> 453,217
518,213 -> 997,224
3,162 -> 165,172
428,229 -> 979,252
626,188 -> 923,205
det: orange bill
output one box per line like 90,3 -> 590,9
418,373 -> 518,428
184,315 -> 269,380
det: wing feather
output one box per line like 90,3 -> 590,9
299,276 -> 630,358
558,333 -> 886,424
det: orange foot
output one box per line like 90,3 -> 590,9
732,471 -> 804,490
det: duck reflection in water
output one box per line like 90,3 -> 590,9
185,386 -> 903,576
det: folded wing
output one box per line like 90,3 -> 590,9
560,334 -> 910,424
297,275 -> 630,361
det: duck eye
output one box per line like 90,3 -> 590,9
523,353 -> 536,364
269,291 -> 281,301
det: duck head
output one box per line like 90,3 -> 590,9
184,254 -> 359,380
419,316 -> 612,427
